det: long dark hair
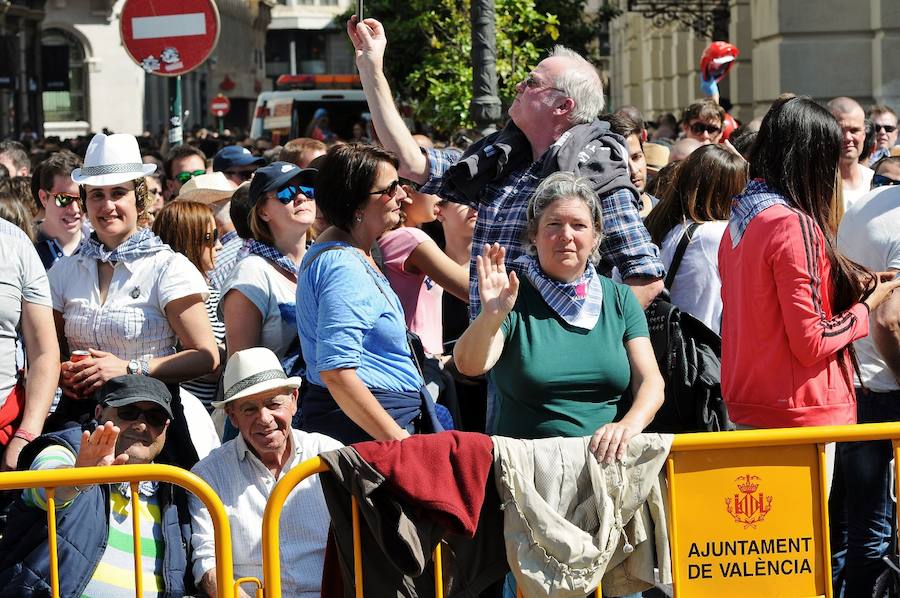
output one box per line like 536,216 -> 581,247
645,144 -> 747,246
750,96 -> 872,386
749,96 -> 871,313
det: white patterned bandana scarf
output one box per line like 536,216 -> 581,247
247,239 -> 298,276
515,255 -> 603,330
79,227 -> 168,263
729,178 -> 791,248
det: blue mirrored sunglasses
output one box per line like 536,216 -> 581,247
275,184 -> 315,203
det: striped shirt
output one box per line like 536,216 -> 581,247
181,286 -> 226,408
208,231 -> 243,291
24,446 -> 165,598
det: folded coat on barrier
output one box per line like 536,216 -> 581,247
318,430 -> 672,598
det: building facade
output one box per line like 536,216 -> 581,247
1,0 -> 46,139
41,0 -> 270,138
265,0 -> 354,86
608,0 -> 900,124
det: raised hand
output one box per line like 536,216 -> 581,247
346,17 -> 386,73
476,243 -> 519,317
74,421 -> 129,469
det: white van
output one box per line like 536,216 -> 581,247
250,77 -> 369,143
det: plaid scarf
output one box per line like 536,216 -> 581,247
246,239 -> 298,276
515,255 -> 603,330
729,179 -> 791,248
79,227 -> 169,263
115,480 -> 158,499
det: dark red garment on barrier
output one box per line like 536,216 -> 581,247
352,430 -> 494,538
0,382 -> 25,446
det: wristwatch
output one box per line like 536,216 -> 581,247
127,359 -> 141,375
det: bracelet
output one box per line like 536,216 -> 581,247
13,429 -> 36,443
140,358 -> 150,376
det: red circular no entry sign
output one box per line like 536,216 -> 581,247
210,94 -> 231,117
120,0 -> 220,77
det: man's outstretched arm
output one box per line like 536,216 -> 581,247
347,17 -> 429,183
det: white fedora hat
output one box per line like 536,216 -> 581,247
213,347 -> 302,408
176,172 -> 234,205
71,133 -> 157,186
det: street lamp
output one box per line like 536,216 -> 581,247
626,0 -> 729,38
470,0 -> 501,134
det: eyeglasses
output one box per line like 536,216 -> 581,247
522,74 -> 564,93
872,173 -> 900,188
224,169 -> 255,182
204,228 -> 219,246
874,124 -> 898,134
174,169 -> 206,185
689,122 -> 722,136
53,193 -> 80,208
368,180 -> 401,199
115,405 -> 169,428
275,184 -> 315,204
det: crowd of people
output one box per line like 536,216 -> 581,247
0,14 -> 897,598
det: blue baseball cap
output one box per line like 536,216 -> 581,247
248,161 -> 317,204
213,145 -> 266,172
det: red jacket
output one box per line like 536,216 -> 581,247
718,204 -> 869,428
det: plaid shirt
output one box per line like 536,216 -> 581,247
208,230 -> 244,291
421,147 -> 664,318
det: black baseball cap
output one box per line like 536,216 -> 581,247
248,161 -> 317,204
98,375 -> 174,419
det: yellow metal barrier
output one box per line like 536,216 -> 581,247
0,464 -> 236,598
666,422 -> 900,597
261,455 -> 445,598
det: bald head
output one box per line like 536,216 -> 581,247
669,137 -> 701,163
828,96 -> 864,118
828,97 -> 866,164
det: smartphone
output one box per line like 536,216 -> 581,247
357,0 -> 364,21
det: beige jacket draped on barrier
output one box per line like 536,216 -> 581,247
492,434 -> 674,597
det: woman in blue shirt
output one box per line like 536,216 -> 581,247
296,143 -> 441,444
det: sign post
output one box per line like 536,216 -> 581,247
120,0 -> 220,146
210,94 -> 231,136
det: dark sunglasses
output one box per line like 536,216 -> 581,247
689,122 -> 722,136
368,179 -> 401,198
275,184 -> 315,203
522,74 -> 564,93
174,169 -> 206,185
224,169 -> 255,182
872,173 -> 900,188
115,405 -> 169,427
53,193 -> 80,208
204,228 -> 219,246
874,124 -> 898,133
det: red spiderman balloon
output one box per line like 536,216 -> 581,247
700,42 -> 740,140
701,41 -> 740,84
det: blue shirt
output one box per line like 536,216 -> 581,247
297,242 -> 422,392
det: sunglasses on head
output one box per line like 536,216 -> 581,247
875,124 -> 898,133
204,228 -> 219,246
115,404 -> 169,428
225,169 -> 255,182
368,179 -> 401,199
275,184 -> 315,203
174,169 -> 206,185
53,193 -> 80,208
872,173 -> 900,188
689,122 -> 722,136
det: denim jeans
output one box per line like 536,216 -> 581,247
830,387 -> 900,597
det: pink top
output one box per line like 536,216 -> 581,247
718,204 -> 870,428
378,227 -> 445,355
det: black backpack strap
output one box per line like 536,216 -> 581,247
663,222 -> 701,290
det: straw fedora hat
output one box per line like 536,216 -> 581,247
177,172 -> 234,205
71,133 -> 157,186
643,143 -> 670,175
212,347 -> 302,408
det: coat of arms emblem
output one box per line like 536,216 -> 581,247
725,474 -> 773,528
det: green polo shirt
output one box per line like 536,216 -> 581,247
491,275 -> 649,439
